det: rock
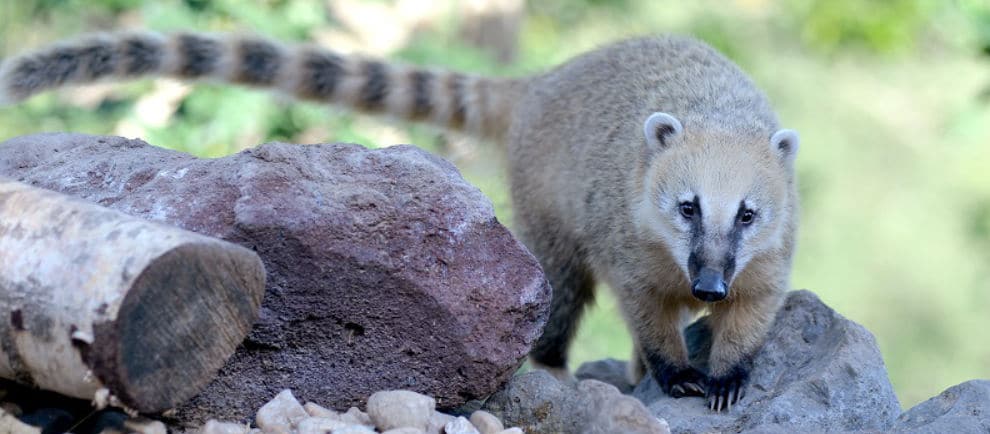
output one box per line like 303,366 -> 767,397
303,403 -> 338,419
367,390 -> 435,431
331,426 -> 377,434
892,380 -> 990,433
122,418 -> 168,434
382,428 -> 426,434
628,290 -> 900,434
198,420 -> 250,434
255,390 -> 308,434
494,429 -> 524,434
1,402 -> 22,416
425,411 -> 456,434
483,371 -> 666,434
578,380 -> 669,434
295,417 -> 349,434
468,410 -> 504,434
339,407 -> 373,427
482,370 -> 576,433
0,133 -> 550,424
574,359 -> 635,394
16,408 -> 74,434
444,416 -> 481,434
0,408 -> 39,434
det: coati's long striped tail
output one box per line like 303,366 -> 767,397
0,31 -> 526,140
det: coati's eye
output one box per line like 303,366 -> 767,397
739,209 -> 756,225
678,202 -> 695,219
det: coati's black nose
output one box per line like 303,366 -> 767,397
691,267 -> 727,302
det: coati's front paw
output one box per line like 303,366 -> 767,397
654,364 -> 706,398
706,364 -> 750,412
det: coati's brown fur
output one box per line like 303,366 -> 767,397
0,31 -> 800,411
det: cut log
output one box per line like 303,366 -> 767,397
0,178 -> 266,413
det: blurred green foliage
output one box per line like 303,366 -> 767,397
2,0 -> 989,409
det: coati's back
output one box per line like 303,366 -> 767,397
507,36 -> 783,238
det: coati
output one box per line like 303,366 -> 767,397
0,31 -> 799,411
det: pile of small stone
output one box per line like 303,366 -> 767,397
198,390 -> 523,434
0,383 -> 167,434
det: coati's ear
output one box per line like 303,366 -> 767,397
770,129 -> 799,164
643,112 -> 683,151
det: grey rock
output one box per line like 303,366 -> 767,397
482,370 -> 576,433
0,133 -> 551,425
892,380 -> 990,434
483,371 -> 668,434
574,358 -> 634,395
628,290 -> 901,433
579,380 -> 670,434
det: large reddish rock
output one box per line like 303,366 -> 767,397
0,133 -> 550,424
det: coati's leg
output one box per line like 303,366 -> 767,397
629,295 -> 705,397
705,291 -> 782,411
525,230 -> 596,380
627,340 -> 647,386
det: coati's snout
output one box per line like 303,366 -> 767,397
691,267 -> 728,302
688,246 -> 735,302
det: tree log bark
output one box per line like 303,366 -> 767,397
0,178 -> 266,413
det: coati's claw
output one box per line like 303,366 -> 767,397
706,366 -> 749,412
684,381 -> 705,396
655,364 -> 706,398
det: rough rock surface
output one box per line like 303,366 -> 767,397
577,290 -> 901,434
483,370 -> 670,434
892,380 -> 990,434
0,133 -> 550,424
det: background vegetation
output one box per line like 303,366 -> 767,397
2,0 -> 988,408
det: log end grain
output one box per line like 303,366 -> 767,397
85,242 -> 266,412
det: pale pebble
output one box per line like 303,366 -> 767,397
366,390 -> 435,431
468,411 -> 503,434
444,416 -> 480,434
255,390 -> 309,434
